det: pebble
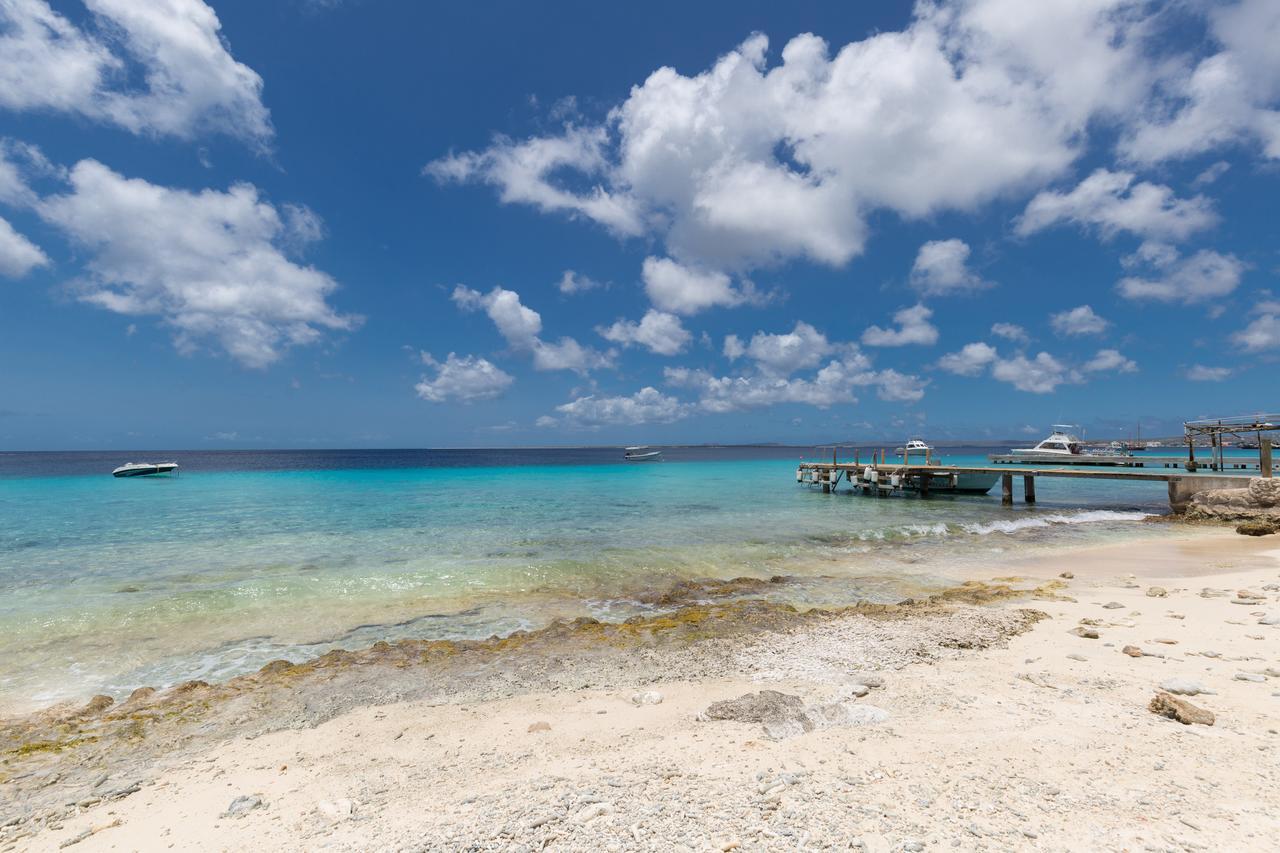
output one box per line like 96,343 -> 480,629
1146,587 -> 1168,598
630,690 -> 663,706
1069,627 -> 1100,639
1259,614 -> 1280,626
848,684 -> 870,698
1067,654 -> 1088,662
220,795 -> 264,819
1122,645 -> 1144,658
527,721 -> 552,733
1059,572 -> 1074,579
1102,602 -> 1125,609
571,802 -> 613,824
850,674 -> 885,689
317,798 -> 354,822
1153,638 -> 1178,645
1159,678 -> 1215,696
1234,673 -> 1266,683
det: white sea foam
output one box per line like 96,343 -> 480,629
960,510 -> 1152,536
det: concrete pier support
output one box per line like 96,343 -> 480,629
1023,475 -> 1036,504
1262,438 -> 1273,478
1002,474 -> 1013,506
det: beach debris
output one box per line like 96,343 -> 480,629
527,721 -> 552,733
1059,572 -> 1074,579
1159,678 -> 1215,696
1122,645 -> 1145,658
1069,626 -> 1100,639
1149,692 -> 1215,726
221,795 -> 265,819
571,802 -> 613,824
1234,672 -> 1266,683
1146,586 -> 1168,598
1101,601 -> 1125,609
317,798 -> 354,823
630,690 -> 663,706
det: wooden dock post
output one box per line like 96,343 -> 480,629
1023,475 -> 1036,504
1262,438 -> 1273,478
1001,474 -> 1013,506
921,472 -> 931,497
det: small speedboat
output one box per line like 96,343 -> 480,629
623,446 -> 663,462
112,461 -> 179,478
894,438 -> 933,456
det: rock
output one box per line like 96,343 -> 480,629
1148,692 -> 1214,726
848,683 -> 870,698
1122,645 -> 1145,658
527,721 -> 552,733
79,695 -> 114,715
1153,638 -> 1178,644
1067,654 -> 1088,661
1146,586 -> 1168,598
124,686 -> 156,705
317,798 -> 354,822
1259,614 -> 1280,626
1059,572 -> 1074,579
630,690 -> 663,706
1069,626 -> 1100,639
1234,672 -> 1266,683
1232,597 -> 1262,605
1102,601 -> 1125,609
1201,650 -> 1221,658
1248,477 -> 1280,507
221,795 -> 265,819
702,690 -> 805,724
1079,617 -> 1103,626
904,843 -> 925,852
761,702 -> 889,740
850,674 -> 884,689
1159,678 -> 1215,696
1235,520 -> 1277,536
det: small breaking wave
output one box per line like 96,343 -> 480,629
851,510 -> 1153,543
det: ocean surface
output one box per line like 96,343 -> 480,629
0,446 -> 1252,713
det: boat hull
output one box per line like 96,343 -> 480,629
112,463 -> 179,478
624,452 -> 663,462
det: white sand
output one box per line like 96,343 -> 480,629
24,535 -> 1280,852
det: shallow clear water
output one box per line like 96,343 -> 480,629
0,446 -> 1249,711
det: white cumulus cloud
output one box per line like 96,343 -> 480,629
598,309 -> 691,356
909,239 -> 991,296
0,0 -> 272,146
415,352 -> 514,403
451,284 -> 613,372
990,322 -> 1029,345
1016,169 -> 1217,241
861,304 -> 938,347
991,352 -> 1081,394
1184,364 -> 1232,381
555,386 -> 687,427
1082,348 -> 1137,373
937,341 -> 998,376
641,256 -> 752,315
0,215 -> 48,277
1117,247 -> 1245,304
37,159 -> 357,367
1049,305 -> 1108,337
557,270 -> 604,294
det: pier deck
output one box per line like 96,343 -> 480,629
796,461 -> 1256,511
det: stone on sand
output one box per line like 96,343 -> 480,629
1159,678 -> 1215,696
221,795 -> 264,819
630,690 -> 663,706
1069,626 -> 1100,639
1148,692 -> 1214,726
1145,586 -> 1168,598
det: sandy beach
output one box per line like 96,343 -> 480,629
4,528 -> 1279,852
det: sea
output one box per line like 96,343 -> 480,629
0,445 -> 1247,713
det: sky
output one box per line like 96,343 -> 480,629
0,0 -> 1277,450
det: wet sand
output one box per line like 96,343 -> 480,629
4,530 -> 1279,851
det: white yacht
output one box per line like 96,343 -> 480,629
893,438 -> 933,456
112,461 -> 179,478
623,446 -> 663,462
1004,426 -> 1085,461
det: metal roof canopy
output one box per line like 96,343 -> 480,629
1183,413 -> 1277,475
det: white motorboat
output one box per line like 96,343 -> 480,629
1008,425 -> 1080,458
893,438 -> 933,456
112,461 -> 179,478
623,446 -> 663,462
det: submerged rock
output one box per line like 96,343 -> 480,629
1236,520 -> 1277,537
1149,691 -> 1214,726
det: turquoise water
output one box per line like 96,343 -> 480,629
0,447 -> 1247,712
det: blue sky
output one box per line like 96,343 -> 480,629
0,0 -> 1277,449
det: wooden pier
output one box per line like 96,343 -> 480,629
796,460 -> 1258,512
987,453 -> 1261,471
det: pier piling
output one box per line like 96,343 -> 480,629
1263,439 -> 1273,478
1001,474 -> 1013,506
1023,475 -> 1036,504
